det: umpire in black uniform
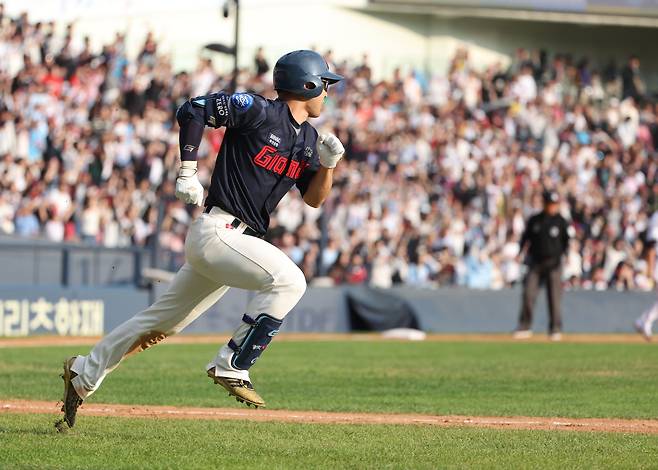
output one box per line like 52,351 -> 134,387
514,190 -> 570,340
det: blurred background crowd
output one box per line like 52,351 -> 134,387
2,7 -> 658,291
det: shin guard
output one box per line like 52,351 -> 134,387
228,314 -> 282,370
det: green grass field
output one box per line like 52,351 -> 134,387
1,339 -> 658,469
2,414 -> 658,470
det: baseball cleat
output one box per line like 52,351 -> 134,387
549,332 -> 562,342
635,319 -> 652,342
55,357 -> 83,432
207,368 -> 265,408
512,329 -> 533,339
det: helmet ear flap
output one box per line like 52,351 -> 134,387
301,75 -> 323,98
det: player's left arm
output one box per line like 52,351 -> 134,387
302,133 -> 344,208
303,167 -> 334,208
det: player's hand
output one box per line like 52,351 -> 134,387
175,161 -> 204,206
317,133 -> 344,169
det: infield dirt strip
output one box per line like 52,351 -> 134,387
2,400 -> 658,434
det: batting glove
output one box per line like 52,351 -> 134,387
317,133 -> 345,169
175,161 -> 204,206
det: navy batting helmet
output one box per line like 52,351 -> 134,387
273,50 -> 343,99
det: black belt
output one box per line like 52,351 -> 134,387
204,206 -> 262,238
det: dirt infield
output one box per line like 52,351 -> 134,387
0,333 -> 651,348
2,399 -> 657,434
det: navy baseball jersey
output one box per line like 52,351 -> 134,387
188,92 -> 320,236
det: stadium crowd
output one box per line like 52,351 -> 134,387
1,8 -> 658,291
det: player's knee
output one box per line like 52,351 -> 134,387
293,269 -> 307,299
288,267 -> 307,300
275,265 -> 307,300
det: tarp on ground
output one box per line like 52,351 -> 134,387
345,286 -> 420,331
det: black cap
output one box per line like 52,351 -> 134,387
543,190 -> 559,204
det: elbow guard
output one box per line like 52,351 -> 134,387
176,100 -> 205,128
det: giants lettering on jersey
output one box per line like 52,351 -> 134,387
253,145 -> 309,179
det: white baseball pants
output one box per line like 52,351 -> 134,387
637,301 -> 658,331
71,207 -> 306,399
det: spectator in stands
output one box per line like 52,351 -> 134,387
622,55 -> 645,101
1,11 -> 658,293
254,46 -> 269,77
14,205 -> 39,237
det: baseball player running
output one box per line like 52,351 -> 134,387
56,50 -> 345,431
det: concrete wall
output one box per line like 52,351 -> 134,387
0,238 -> 148,286
394,287 -> 655,334
0,286 -> 149,337
160,285 -> 658,334
1,284 -> 653,337
0,246 -> 142,286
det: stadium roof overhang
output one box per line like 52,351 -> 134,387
362,0 -> 658,28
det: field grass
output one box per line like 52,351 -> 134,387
1,340 -> 657,418
2,339 -> 658,469
1,413 -> 658,470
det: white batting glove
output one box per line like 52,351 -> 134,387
175,161 -> 204,206
317,133 -> 345,169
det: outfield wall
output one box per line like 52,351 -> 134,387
0,285 -> 653,337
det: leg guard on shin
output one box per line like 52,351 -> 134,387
228,314 -> 282,370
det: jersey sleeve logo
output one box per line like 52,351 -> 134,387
215,94 -> 229,116
231,93 -> 254,110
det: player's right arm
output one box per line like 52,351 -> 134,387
174,92 -> 267,206
176,92 -> 267,160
